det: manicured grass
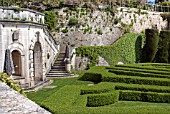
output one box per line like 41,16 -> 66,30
27,64 -> 170,114
27,78 -> 93,104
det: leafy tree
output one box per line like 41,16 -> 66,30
44,11 -> 56,30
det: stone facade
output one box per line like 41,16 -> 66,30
0,7 -> 59,88
0,81 -> 51,114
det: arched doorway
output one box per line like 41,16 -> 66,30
33,42 -> 43,84
12,50 -> 22,76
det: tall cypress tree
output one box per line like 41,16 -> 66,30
141,29 -> 159,62
155,31 -> 170,63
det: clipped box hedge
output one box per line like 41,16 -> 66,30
109,67 -> 170,75
81,82 -> 115,95
102,74 -> 170,86
86,91 -> 119,107
109,69 -> 170,79
111,64 -> 170,72
114,83 -> 170,93
79,72 -> 102,83
119,91 -> 170,103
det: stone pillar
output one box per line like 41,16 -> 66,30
0,24 -> 6,73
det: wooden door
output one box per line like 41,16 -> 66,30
12,50 -> 22,76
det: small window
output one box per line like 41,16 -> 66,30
12,31 -> 19,42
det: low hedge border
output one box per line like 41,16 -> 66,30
79,72 -> 102,83
109,69 -> 170,79
79,72 -> 170,86
107,65 -> 170,72
109,67 -> 170,75
86,91 -> 119,107
81,82 -> 115,95
114,83 -> 170,93
119,91 -> 170,103
102,74 -> 170,86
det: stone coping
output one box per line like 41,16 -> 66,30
0,20 -> 47,27
0,6 -> 45,16
0,81 -> 51,114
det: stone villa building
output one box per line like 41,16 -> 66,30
0,6 -> 59,88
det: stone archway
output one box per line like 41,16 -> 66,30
12,50 -> 22,76
33,42 -> 43,84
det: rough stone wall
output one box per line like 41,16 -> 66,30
75,56 -> 109,71
0,81 -> 51,114
75,56 -> 89,71
54,7 -> 167,47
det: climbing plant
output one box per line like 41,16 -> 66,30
76,33 -> 145,67
0,73 -> 26,96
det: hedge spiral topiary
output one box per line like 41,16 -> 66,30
141,29 -> 159,62
155,30 -> 170,63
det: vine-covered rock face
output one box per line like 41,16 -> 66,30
76,33 -> 145,67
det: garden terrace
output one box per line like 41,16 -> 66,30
27,64 -> 170,114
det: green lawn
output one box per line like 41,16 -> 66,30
27,65 -> 170,114
27,78 -> 93,105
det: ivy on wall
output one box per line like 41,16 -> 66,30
76,33 -> 145,66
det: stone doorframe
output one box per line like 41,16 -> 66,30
29,32 -> 45,86
33,41 -> 43,84
8,43 -> 25,78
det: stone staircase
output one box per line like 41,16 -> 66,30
47,53 -> 69,78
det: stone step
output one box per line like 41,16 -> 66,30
53,63 -> 65,65
47,72 -> 68,75
46,75 -> 68,77
52,65 -> 65,67
51,69 -> 66,71
52,66 -> 65,69
47,53 -> 68,78
55,60 -> 65,63
49,70 -> 67,73
57,58 -> 65,60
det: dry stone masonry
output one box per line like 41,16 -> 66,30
54,7 -> 167,47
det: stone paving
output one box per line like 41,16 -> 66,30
0,81 -> 51,114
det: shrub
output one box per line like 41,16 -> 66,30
86,91 -> 119,107
141,29 -> 159,62
0,73 -> 26,96
79,72 -> 102,83
108,69 -> 170,79
114,83 -> 170,93
155,31 -> 170,63
113,64 -> 170,72
119,91 -> 170,103
44,11 -> 56,30
81,82 -> 115,95
102,74 -> 170,86
62,29 -> 68,33
97,28 -> 103,35
68,18 -> 78,26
